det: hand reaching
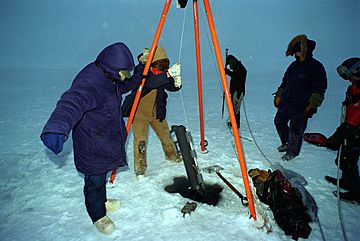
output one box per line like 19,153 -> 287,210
41,133 -> 66,155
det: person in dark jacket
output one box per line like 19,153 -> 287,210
325,57 -> 360,204
273,35 -> 328,161
40,42 -> 172,235
122,46 -> 182,178
225,54 -> 247,129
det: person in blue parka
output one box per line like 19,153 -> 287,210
273,35 -> 328,161
40,42 -> 173,235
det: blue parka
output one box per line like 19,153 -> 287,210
279,41 -> 327,113
42,43 -> 141,175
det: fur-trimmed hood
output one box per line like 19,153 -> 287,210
286,34 -> 316,62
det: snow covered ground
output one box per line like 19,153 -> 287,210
0,0 -> 359,241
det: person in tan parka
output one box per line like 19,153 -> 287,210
122,46 -> 182,177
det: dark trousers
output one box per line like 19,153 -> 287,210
84,174 -> 107,222
230,91 -> 243,128
336,144 -> 360,191
274,107 -> 308,156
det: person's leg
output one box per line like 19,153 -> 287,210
83,174 -> 107,222
287,115 -> 308,157
338,135 -> 360,203
274,108 -> 290,146
341,145 -> 360,190
150,119 -> 179,161
133,118 -> 149,176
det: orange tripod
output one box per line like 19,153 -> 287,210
110,0 -> 257,220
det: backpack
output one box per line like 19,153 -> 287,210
249,169 -> 313,240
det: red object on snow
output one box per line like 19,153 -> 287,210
303,133 -> 328,147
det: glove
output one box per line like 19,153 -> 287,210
326,135 -> 341,151
326,123 -> 355,151
304,103 -> 317,118
273,96 -> 281,108
41,133 -> 66,155
168,63 -> 181,77
174,75 -> 182,88
139,48 -> 149,64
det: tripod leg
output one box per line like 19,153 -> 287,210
202,0 -> 256,220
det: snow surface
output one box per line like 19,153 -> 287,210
0,0 -> 359,241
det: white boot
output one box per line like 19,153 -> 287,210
105,199 -> 121,212
94,215 -> 115,235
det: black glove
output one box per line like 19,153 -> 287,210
326,123 -> 355,151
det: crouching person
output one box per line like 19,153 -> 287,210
40,42 -> 140,235
325,57 -> 360,204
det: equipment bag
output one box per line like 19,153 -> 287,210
249,169 -> 313,240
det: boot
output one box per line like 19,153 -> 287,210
94,215 -> 115,235
337,190 -> 360,204
277,144 -> 288,152
167,155 -> 183,163
324,176 -> 351,191
105,199 -> 121,212
282,152 -> 296,161
135,141 -> 147,177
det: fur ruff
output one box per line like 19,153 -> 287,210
286,34 -> 308,62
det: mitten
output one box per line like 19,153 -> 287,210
139,48 -> 150,64
168,63 -> 181,77
41,133 -> 66,155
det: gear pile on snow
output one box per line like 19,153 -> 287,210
249,164 -> 318,240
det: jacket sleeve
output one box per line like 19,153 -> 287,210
118,76 -> 142,94
165,76 -> 181,92
41,79 -> 102,137
308,64 -> 327,107
225,67 -> 233,77
311,64 -> 327,95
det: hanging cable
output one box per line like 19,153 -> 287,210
176,6 -> 191,130
199,5 -> 223,97
317,218 -> 327,241
336,105 -> 348,241
242,99 -> 273,165
243,98 -> 328,241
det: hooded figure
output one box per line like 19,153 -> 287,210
225,54 -> 247,128
40,42 -> 174,235
325,57 -> 360,204
122,46 -> 182,178
273,35 -> 328,161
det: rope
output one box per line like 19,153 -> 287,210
317,218 -> 327,241
199,5 -> 223,99
336,144 -> 348,241
242,99 -> 273,165
242,99 -> 328,241
336,105 -> 348,241
176,6 -> 190,130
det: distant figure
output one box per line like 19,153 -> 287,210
273,34 -> 327,161
122,46 -> 182,179
40,42 -> 173,235
325,57 -> 360,204
225,54 -> 247,129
